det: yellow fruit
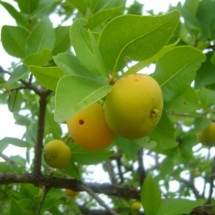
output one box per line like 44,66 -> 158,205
66,103 -> 115,150
104,74 -> 163,139
65,189 -> 79,197
43,139 -> 71,168
131,201 -> 141,210
197,122 -> 215,146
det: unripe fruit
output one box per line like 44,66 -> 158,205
104,74 -> 163,139
197,122 -> 215,146
65,189 -> 79,197
66,103 -> 115,150
131,201 -> 141,210
43,139 -> 71,168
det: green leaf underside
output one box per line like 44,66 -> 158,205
165,87 -> 199,113
141,174 -> 161,215
0,137 -> 29,148
153,46 -> 206,101
150,112 -> 177,150
71,144 -> 114,165
99,10 -> 180,72
54,75 -> 111,122
29,66 -> 65,91
157,199 -> 204,215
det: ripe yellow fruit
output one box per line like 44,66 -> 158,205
65,189 -> 79,198
197,122 -> 215,146
131,201 -> 141,210
66,103 -> 115,150
104,74 -> 163,139
43,139 -> 71,168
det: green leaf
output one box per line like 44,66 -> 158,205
26,18 -> 55,55
29,66 -> 65,91
86,6 -> 123,29
115,136 -> 139,159
70,19 -> 107,76
54,52 -> 90,75
0,137 -> 29,148
195,53 -> 215,88
126,43 -> 177,75
1,25 -> 29,58
67,0 -> 87,15
157,199 -> 204,215
53,26 -> 70,55
196,0 -> 215,38
0,1 -> 29,28
150,112 -> 177,150
8,91 -> 23,113
99,10 -> 180,73
3,65 -> 28,88
153,46 -> 206,102
71,143 -> 114,165
141,174 -> 161,215
165,87 -> 199,113
199,87 -> 215,109
31,0 -> 57,18
10,199 -> 31,215
54,75 -> 111,122
23,48 -> 52,66
159,157 -> 174,179
16,0 -> 40,14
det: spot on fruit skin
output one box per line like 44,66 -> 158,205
79,119 -> 84,125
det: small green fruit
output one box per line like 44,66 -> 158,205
197,122 -> 215,146
44,139 -> 71,168
131,201 -> 141,210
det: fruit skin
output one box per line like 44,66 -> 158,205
43,139 -> 71,168
131,201 -> 141,210
197,122 -> 215,146
66,103 -> 115,150
104,74 -> 163,139
65,189 -> 79,197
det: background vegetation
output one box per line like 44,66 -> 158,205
0,0 -> 215,214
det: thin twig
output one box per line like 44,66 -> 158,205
37,186 -> 50,215
207,156 -> 215,204
0,153 -> 16,166
137,148 -> 146,186
106,159 -> 117,184
81,184 -> 118,215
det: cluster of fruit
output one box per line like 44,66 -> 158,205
43,73 -> 163,169
67,73 -> 163,149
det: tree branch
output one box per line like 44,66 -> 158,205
0,173 -> 140,199
33,88 -> 52,177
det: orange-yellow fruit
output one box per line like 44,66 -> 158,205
66,103 -> 115,150
104,74 -> 163,139
65,189 -> 79,197
197,122 -> 215,146
131,201 -> 141,210
43,139 -> 71,168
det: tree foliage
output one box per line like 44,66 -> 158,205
0,0 -> 215,214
